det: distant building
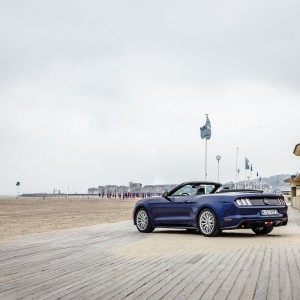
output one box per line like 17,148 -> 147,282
284,143 -> 300,209
88,187 -> 98,194
88,182 -> 177,197
129,182 -> 142,191
294,143 -> 300,156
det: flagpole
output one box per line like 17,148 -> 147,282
205,138 -> 207,180
244,163 -> 246,189
235,147 -> 239,189
200,114 -> 210,181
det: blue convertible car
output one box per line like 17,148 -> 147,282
133,181 -> 288,237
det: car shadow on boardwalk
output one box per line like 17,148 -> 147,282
0,207 -> 300,299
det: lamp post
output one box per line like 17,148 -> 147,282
216,155 -> 221,182
237,168 -> 240,189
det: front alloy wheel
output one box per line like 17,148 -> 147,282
198,209 -> 221,237
135,209 -> 154,233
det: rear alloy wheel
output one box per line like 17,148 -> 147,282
135,209 -> 154,233
198,209 -> 221,237
252,227 -> 274,235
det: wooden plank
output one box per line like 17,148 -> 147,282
0,222 -> 145,299
115,253 -> 204,300
170,250 -> 228,300
109,255 -> 197,300
278,247 -> 292,300
30,255 -> 144,300
108,255 -> 177,300
121,254 -> 194,300
267,246 -> 280,300
286,247 -> 300,300
72,254 -> 191,300
253,246 -> 271,299
148,253 -> 217,300
212,246 -> 253,299
0,206 -> 300,300
225,245 -> 259,300
0,242 -> 120,286
190,248 -> 247,299
240,245 -> 266,299
5,254 -> 127,299
2,231 -> 146,296
42,255 -> 165,299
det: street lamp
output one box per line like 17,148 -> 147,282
216,155 -> 221,182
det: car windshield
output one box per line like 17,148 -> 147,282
171,184 -> 216,196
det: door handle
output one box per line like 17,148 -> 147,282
185,200 -> 192,204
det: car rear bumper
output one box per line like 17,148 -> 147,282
222,217 -> 288,229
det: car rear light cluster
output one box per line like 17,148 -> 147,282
236,198 -> 252,206
277,198 -> 286,205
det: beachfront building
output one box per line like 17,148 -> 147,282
284,143 -> 300,210
88,182 -> 176,197
129,182 -> 142,191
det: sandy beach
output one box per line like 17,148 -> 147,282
0,196 -> 136,241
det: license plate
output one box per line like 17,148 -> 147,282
261,209 -> 278,215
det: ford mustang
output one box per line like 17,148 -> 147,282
133,181 -> 288,237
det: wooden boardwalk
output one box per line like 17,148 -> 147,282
0,205 -> 300,299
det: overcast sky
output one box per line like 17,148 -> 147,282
1,0 -> 300,195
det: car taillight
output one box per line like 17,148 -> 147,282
236,198 -> 252,206
277,198 -> 286,205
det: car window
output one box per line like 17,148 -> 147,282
205,185 -> 215,194
172,184 -> 197,196
169,183 -> 219,196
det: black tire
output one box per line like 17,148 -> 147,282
135,208 -> 154,233
198,209 -> 221,237
252,227 -> 274,235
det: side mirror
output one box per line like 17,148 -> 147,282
162,191 -> 169,198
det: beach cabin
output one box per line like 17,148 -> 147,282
285,143 -> 300,209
